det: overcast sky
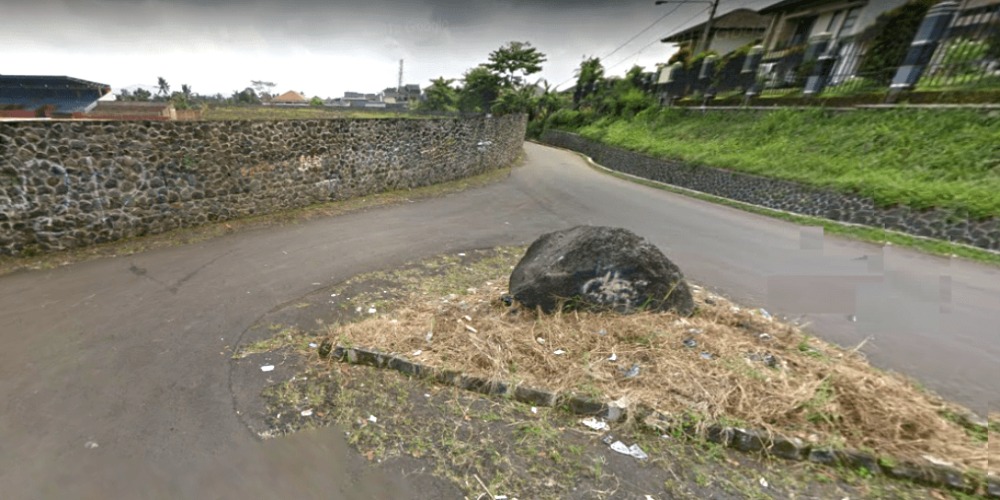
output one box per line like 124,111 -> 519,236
3,0 -> 772,98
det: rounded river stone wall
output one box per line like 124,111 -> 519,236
541,130 -> 998,252
0,115 -> 526,256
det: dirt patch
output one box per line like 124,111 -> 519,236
231,248 -> 979,498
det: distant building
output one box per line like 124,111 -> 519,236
271,90 -> 307,105
0,75 -> 111,118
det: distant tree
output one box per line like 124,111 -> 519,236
309,96 -> 324,106
117,89 -> 133,101
418,77 -> 458,112
486,41 -> 547,89
457,65 -> 502,113
133,88 -> 152,102
181,84 -> 192,100
251,80 -> 276,100
574,56 -> 605,107
491,86 -> 536,116
157,77 -> 170,98
231,87 -> 260,105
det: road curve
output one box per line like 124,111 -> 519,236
1,142 -> 997,498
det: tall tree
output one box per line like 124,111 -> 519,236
117,89 -> 132,101
574,56 -> 604,107
157,77 -> 170,98
133,88 -> 152,102
457,65 -> 502,113
181,84 -> 192,100
418,77 -> 458,112
251,80 -> 276,100
486,41 -> 546,89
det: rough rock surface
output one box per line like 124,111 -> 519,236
0,115 -> 526,256
509,226 -> 694,315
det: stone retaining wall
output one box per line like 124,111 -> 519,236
0,115 -> 526,255
541,130 -> 999,251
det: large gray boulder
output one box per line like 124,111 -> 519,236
509,226 -> 694,315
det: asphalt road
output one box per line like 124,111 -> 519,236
1,142 -> 997,498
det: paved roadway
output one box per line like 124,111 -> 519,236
1,142 -> 997,498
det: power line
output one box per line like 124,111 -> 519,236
603,6 -> 711,72
601,3 -> 684,61
556,5 -> 711,90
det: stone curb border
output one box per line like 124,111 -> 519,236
319,343 -> 997,498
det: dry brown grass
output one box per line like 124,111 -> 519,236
326,277 -> 995,474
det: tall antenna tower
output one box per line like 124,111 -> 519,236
398,59 -> 404,94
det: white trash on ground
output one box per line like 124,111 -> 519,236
581,417 -> 609,431
260,365 -> 275,372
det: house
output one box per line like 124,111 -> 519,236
271,90 -> 307,105
758,0 -> 910,53
660,8 -> 775,55
85,101 -> 176,121
0,75 -> 111,118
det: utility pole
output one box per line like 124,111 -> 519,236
655,0 -> 721,54
398,59 -> 404,94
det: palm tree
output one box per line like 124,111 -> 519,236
181,84 -> 192,100
157,77 -> 170,98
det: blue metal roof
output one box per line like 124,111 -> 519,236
0,75 -> 111,114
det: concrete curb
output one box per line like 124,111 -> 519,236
318,341 -> 995,497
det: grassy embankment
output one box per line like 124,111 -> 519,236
546,107 -> 1000,263
560,107 -> 1000,220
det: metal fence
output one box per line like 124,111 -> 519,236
919,4 -> 1000,90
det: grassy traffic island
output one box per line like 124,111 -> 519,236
232,248 -> 997,499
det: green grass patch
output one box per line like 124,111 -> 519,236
566,107 -> 1000,220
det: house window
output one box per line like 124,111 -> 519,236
838,7 -> 862,37
826,10 -> 844,32
787,15 -> 817,47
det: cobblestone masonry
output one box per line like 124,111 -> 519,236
0,115 -> 526,255
541,130 -> 998,251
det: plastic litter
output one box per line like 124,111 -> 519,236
683,338 -> 697,348
301,409 -> 313,417
759,477 -> 769,488
260,365 -> 275,372
458,253 -> 466,257
623,364 -> 641,379
607,352 -> 617,362
609,440 -> 631,455
463,315 -> 473,322
85,441 -> 99,449
531,407 -> 538,414
759,309 -> 773,320
758,333 -> 772,341
368,415 -> 378,424
412,350 -> 423,357
687,328 -> 703,335
465,325 -> 478,334
536,337 -> 546,345
596,329 -> 608,336
601,434 -> 615,445
628,444 -> 649,460
368,307 -> 377,314
308,342 -> 318,349
425,332 -> 434,342
500,294 -> 514,307
553,349 -> 566,355
581,417 -> 609,431
700,352 -> 713,360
